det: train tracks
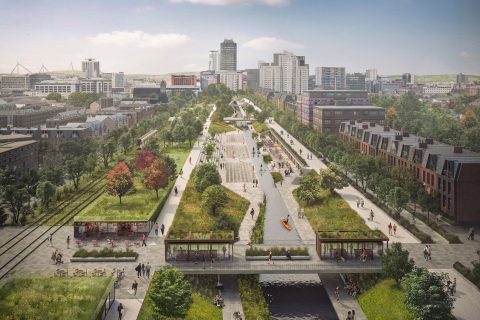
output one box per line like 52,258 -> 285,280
0,176 -> 106,280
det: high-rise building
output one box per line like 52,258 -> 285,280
346,73 -> 366,90
208,50 -> 220,72
259,51 -> 309,94
365,69 -> 378,81
315,67 -> 346,90
220,39 -> 237,71
245,69 -> 260,90
219,71 -> 244,91
457,73 -> 469,85
112,72 -> 125,89
82,58 -> 100,78
402,73 -> 415,85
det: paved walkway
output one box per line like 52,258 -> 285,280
266,119 -> 420,244
221,275 -> 244,320
105,299 -> 143,320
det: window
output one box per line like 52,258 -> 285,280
334,111 -> 343,115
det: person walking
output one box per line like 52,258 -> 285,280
335,286 -> 340,301
393,224 -> 397,236
267,250 -> 273,265
427,245 -> 432,260
155,224 -> 159,236
141,263 -> 145,277
66,236 -> 70,249
351,309 -> 355,319
179,168 -> 183,177
423,245 -> 429,261
285,214 -> 290,224
222,246 -> 227,259
255,179 -> 258,187
252,178 -> 255,188
146,263 -> 151,278
210,254 -> 215,269
189,156 -> 192,165
360,199 -> 364,208
467,227 -> 475,240
132,280 -> 138,296
250,208 -> 255,219
202,254 -> 206,269
160,223 -> 165,236
174,186 -> 178,196
243,184 -> 246,192
117,302 -> 124,320
49,233 -> 53,246
388,223 -> 392,235
356,199 -> 359,208
141,234 -> 147,247
369,210 -> 374,221
135,263 -> 141,278
347,311 -> 352,320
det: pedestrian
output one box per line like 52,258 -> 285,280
210,254 -> 215,269
267,250 -> 273,265
369,210 -> 374,221
285,214 -> 290,224
66,235 -> 70,249
427,245 -> 432,260
49,233 -> 53,246
189,156 -> 192,165
155,224 -> 159,236
160,223 -> 165,236
347,311 -> 352,320
360,199 -> 364,208
202,254 -> 206,269
117,302 -> 124,320
141,263 -> 145,277
135,263 -> 141,278
335,286 -> 340,301
351,310 -> 355,320
393,224 -> 397,236
174,186 -> 178,196
252,178 -> 255,188
423,245 -> 429,260
243,184 -> 246,192
132,280 -> 138,295
250,208 -> 255,219
141,234 -> 147,247
467,227 -> 475,240
388,223 -> 392,235
222,245 -> 227,259
179,168 -> 183,176
356,199 -> 359,208
146,262 -> 151,278
51,250 -> 57,263
451,278 -> 456,294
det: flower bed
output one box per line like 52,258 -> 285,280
73,248 -> 138,258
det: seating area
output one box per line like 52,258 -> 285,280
74,236 -> 146,249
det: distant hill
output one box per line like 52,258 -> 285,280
385,74 -> 480,83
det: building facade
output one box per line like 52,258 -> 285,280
0,106 -> 67,128
245,69 -> 260,90
422,84 -> 453,95
312,106 -> 384,134
220,39 -> 237,71
34,79 -> 80,96
208,50 -> 220,72
0,134 -> 39,176
171,74 -> 197,86
82,58 -> 100,78
365,69 -> 378,81
315,67 -> 346,90
219,71 -> 244,91
0,75 -> 30,91
346,73 -> 366,90
339,121 -> 480,222
200,71 -> 220,90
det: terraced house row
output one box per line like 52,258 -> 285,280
339,121 -> 480,223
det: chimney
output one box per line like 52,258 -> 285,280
426,138 -> 434,144
453,145 -> 463,154
383,126 -> 390,132
362,124 -> 369,129
395,132 -> 403,140
369,122 -> 376,127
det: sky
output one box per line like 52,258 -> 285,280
0,0 -> 479,75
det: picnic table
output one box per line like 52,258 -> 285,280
54,269 -> 67,277
73,268 -> 87,277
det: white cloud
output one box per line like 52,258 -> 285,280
134,6 -> 155,13
459,51 -> 472,59
87,31 -> 190,49
243,37 -> 304,51
170,0 -> 289,6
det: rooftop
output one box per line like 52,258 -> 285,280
315,105 -> 383,110
0,139 -> 37,154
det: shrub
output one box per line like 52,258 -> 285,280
194,164 -> 221,193
251,199 -> 266,244
271,172 -> 283,184
201,185 -> 227,216
214,214 -> 237,235
73,248 -> 138,258
262,154 -> 272,163
453,261 -> 480,289
245,247 -> 309,256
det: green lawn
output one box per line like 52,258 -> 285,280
208,121 -> 235,136
358,279 -> 413,320
237,275 -> 270,320
169,175 -> 250,236
0,277 -> 112,320
163,143 -> 192,169
138,275 -> 222,320
253,121 -> 268,133
75,175 -> 171,222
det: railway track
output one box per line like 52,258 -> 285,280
0,178 -> 106,280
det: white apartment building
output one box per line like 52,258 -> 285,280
82,58 -> 100,78
34,80 -> 80,97
315,67 -> 346,89
422,83 -> 454,95
208,50 -> 220,72
259,51 -> 309,95
219,71 -> 244,91
365,69 -> 378,81
80,79 -> 112,94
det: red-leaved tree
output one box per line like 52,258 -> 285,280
143,159 -> 170,198
106,161 -> 134,204
131,148 -> 157,171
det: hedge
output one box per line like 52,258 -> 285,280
73,248 -> 138,258
246,246 -> 309,256
453,261 -> 480,290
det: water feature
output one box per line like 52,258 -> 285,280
261,274 -> 338,320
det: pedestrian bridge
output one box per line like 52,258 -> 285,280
167,260 -> 382,275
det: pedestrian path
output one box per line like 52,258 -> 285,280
266,120 -> 420,244
105,299 -> 143,320
221,275 -> 244,320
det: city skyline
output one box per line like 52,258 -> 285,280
0,0 -> 479,75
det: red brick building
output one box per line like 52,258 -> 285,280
339,121 -> 480,222
171,74 -> 197,86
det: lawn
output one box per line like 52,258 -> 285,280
237,275 -> 270,320
138,275 -> 222,320
163,143 -> 192,169
357,278 -> 413,320
253,121 -> 268,133
168,175 -> 250,237
294,190 -> 377,234
0,277 -> 112,320
75,175 -> 172,222
208,121 -> 235,136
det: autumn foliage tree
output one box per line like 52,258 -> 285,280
143,159 -> 170,198
131,148 -> 157,171
105,162 -> 134,204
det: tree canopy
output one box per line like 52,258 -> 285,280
193,163 -> 221,193
105,162 -> 134,204
382,242 -> 415,283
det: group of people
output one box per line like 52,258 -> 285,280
423,245 -> 433,260
446,277 -> 457,295
51,250 -> 63,265
359,248 -> 369,263
345,280 -> 360,298
154,223 -> 165,237
134,262 -> 152,279
212,294 -> 224,307
387,222 -> 397,236
356,198 -> 365,208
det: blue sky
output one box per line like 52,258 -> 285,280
0,0 -> 478,75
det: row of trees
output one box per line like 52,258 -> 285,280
159,105 -> 209,147
296,167 -> 346,205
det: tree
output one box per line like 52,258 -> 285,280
67,92 -> 99,108
149,266 -> 192,319
46,92 -> 63,102
0,207 -> 7,226
2,186 -> 30,224
159,129 -> 173,147
382,242 -> 415,283
119,132 -> 132,154
385,107 -> 398,127
20,169 -> 40,196
143,159 -> 170,198
36,181 -> 56,209
201,185 -> 228,216
105,162 -> 134,204
40,166 -> 64,186
85,154 -> 98,175
172,121 -> 186,144
202,142 -> 215,161
65,158 -> 86,190
194,163 -> 221,193
318,165 -> 347,194
296,171 -> 324,205
405,180 -> 423,213
352,156 -> 377,190
160,155 -> 177,177
387,187 -> 409,217
99,140 -> 116,168
418,190 -> 440,225
462,109 -> 477,129
185,125 -> 196,147
402,267 -> 454,320
131,148 -> 157,171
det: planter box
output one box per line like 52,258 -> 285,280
246,256 -> 310,261
70,256 -> 138,263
